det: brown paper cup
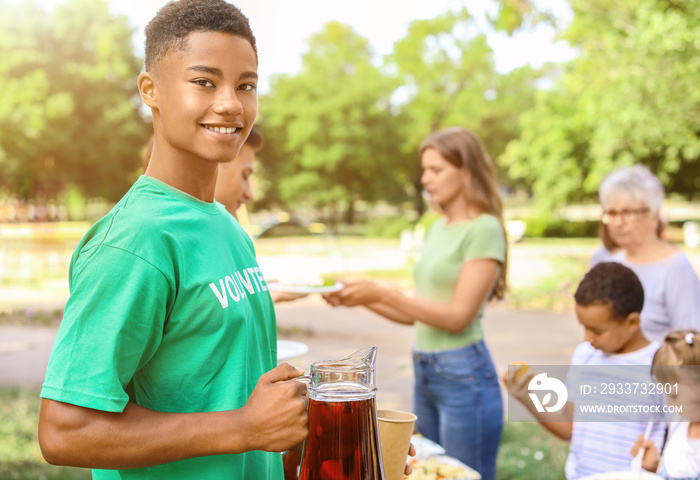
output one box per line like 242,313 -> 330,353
377,409 -> 417,480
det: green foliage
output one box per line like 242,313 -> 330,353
416,210 -> 441,232
257,8 -> 542,218
363,216 -> 415,239
383,6 -> 545,199
524,215 -> 599,238
502,0 -> 700,208
258,22 -> 408,220
487,0 -> 559,34
0,0 -> 149,201
0,387 -> 91,479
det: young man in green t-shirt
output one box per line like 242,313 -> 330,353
38,1 -> 308,478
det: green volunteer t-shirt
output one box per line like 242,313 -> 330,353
413,214 -> 505,352
41,176 -> 282,479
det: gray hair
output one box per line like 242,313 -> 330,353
599,165 -> 664,213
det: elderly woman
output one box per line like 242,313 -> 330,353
591,165 -> 700,342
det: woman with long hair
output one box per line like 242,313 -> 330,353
325,127 -> 507,480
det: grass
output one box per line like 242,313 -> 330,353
0,309 -> 64,327
0,388 -> 91,480
497,422 -> 568,480
0,387 -> 566,480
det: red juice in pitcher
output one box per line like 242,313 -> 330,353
299,396 -> 384,480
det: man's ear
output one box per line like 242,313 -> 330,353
625,312 -> 641,329
138,71 -> 158,109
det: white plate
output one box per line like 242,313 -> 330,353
267,281 -> 343,294
578,470 -> 663,480
277,340 -> 309,361
410,434 -> 446,458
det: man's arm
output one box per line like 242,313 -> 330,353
39,363 -> 308,469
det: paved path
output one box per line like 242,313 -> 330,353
0,296 -> 581,413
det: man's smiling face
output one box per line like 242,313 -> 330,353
151,31 -> 258,165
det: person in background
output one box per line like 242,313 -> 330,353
504,262 -> 667,479
590,164 -> 700,343
38,1 -> 308,478
590,211 -> 622,265
632,329 -> 700,479
213,126 -> 261,217
590,165 -> 666,266
325,126 -> 507,480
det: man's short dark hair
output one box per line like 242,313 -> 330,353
574,262 -> 645,320
144,0 -> 257,73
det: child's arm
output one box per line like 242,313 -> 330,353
536,403 -> 574,441
501,369 -> 574,441
38,363 -> 308,469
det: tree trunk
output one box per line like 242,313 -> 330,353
344,200 -> 355,225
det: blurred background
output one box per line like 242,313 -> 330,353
2,0 -> 698,291
1,0 -> 699,478
1,0 -> 699,231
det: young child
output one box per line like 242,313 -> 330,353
38,1 -> 308,479
631,329 -> 700,479
504,261 -> 667,479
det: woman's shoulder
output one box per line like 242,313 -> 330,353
661,250 -> 700,285
641,248 -> 695,272
590,245 -> 618,267
468,213 -> 503,233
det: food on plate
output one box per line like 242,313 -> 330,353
405,457 -> 481,480
410,434 -> 445,458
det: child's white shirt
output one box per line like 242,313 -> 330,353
564,341 -> 667,479
657,422 -> 700,479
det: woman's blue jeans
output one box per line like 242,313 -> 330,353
413,340 -> 503,480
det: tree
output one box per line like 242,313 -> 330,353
487,0 -> 558,34
0,0 -> 148,202
502,0 -> 700,209
386,7 -> 543,204
257,22 -> 407,223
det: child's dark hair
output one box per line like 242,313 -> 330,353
144,0 -> 257,73
574,262 -> 644,321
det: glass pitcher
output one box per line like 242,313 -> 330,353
298,346 -> 385,480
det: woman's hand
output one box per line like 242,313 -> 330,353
323,281 -> 381,307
